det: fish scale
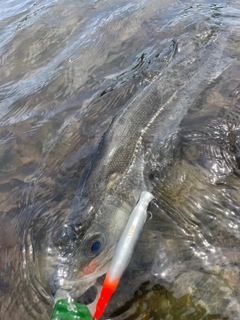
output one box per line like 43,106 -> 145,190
70,32 -> 229,214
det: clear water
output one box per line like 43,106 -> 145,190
1,0 -> 240,319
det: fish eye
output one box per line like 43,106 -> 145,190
86,234 -> 106,258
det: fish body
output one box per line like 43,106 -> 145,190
52,31 -> 232,299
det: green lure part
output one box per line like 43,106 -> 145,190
50,298 -> 92,320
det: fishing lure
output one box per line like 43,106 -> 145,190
94,191 -> 154,319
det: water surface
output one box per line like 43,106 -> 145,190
1,0 -> 240,319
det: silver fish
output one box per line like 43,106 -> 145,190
51,30 -> 232,301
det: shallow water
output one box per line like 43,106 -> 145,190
1,0 -> 240,319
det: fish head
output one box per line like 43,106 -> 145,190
52,191 -> 136,299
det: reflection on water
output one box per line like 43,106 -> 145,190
110,281 -> 232,320
1,0 -> 240,319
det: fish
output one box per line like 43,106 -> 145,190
49,29 -> 232,304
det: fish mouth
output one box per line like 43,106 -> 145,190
67,271 -> 106,299
54,262 -> 109,311
64,274 -> 105,315
74,275 -> 105,312
53,274 -> 104,316
52,244 -> 115,313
